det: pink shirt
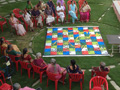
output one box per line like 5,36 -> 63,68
20,87 -> 35,90
47,64 -> 62,74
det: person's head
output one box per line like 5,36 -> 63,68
50,58 -> 56,65
71,0 -> 74,5
7,45 -> 13,51
10,13 -> 14,17
70,59 -> 76,72
13,83 -> 21,90
83,1 -> 87,6
27,0 -> 31,4
24,9 -> 27,14
36,87 -> 42,90
34,6 -> 38,11
38,0 -> 42,4
100,62 -> 106,70
0,38 -> 4,45
46,4 -> 49,9
36,52 -> 42,59
23,48 -> 28,56
58,2 -> 61,6
49,0 -> 52,2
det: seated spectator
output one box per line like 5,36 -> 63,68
13,83 -> 36,90
69,0 -> 78,24
6,45 -> 21,61
47,0 -> 56,16
92,62 -> 110,72
36,0 -> 46,19
26,0 -> 33,14
67,59 -> 83,74
23,9 -> 34,31
45,4 -> 55,26
9,13 -> 26,36
31,6 -> 43,28
56,2 -> 65,24
33,52 -> 47,68
56,0 -> 66,11
22,48 -> 33,63
0,38 -> 21,56
47,58 -> 67,82
80,1 -> 91,22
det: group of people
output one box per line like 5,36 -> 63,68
0,37 -> 110,90
8,0 -> 91,36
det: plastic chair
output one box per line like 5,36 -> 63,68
91,71 -> 109,79
89,76 -> 109,90
0,71 -> 6,83
13,8 -> 28,31
0,16 -> 8,32
0,79 -> 12,90
68,71 -> 84,90
46,71 -> 65,90
20,61 -> 31,78
67,0 -> 78,22
8,54 -> 20,71
31,63 -> 47,83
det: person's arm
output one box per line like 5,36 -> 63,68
75,5 -> 78,14
43,61 -> 47,65
69,5 -> 71,11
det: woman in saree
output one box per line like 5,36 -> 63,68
9,13 -> 26,36
80,1 -> 91,22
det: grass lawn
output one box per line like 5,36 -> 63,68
0,0 -> 120,90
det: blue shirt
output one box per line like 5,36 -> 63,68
70,4 -> 76,12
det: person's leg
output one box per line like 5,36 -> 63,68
52,7 -> 56,16
37,16 -> 43,28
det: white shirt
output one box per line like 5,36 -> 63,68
56,6 -> 64,12
23,13 -> 31,21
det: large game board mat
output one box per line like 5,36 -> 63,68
43,26 -> 110,57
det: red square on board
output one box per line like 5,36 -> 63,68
93,27 -> 99,29
63,48 -> 69,51
75,45 -> 81,48
51,52 -> 57,55
94,48 -> 100,51
83,29 -> 89,32
63,35 -> 68,37
90,34 -> 96,37
57,43 -> 63,45
58,30 -> 63,33
52,38 -> 57,40
73,32 -> 79,34
47,33 -> 52,36
69,40 -> 74,42
45,46 -> 51,49
82,51 -> 88,55
97,39 -> 103,42
68,28 -> 73,30
86,42 -> 92,45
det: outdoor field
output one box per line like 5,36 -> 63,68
0,0 -> 120,90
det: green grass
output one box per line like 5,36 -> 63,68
0,0 -> 120,90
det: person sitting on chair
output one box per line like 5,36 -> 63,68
9,13 -> 26,36
45,4 -> 55,26
23,9 -> 34,32
56,2 -> 65,24
6,45 -> 21,61
33,52 -> 47,68
69,0 -> 78,24
47,0 -> 56,16
0,38 -> 21,56
26,0 -> 33,14
47,58 -> 67,82
92,62 -> 110,72
67,59 -> 83,74
22,48 -> 33,63
31,6 -> 43,28
36,0 -> 46,19
80,1 -> 91,22
56,0 -> 66,11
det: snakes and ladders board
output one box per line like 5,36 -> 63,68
43,26 -> 109,57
